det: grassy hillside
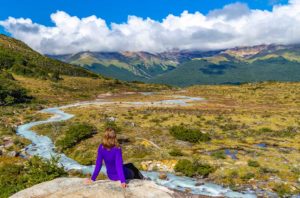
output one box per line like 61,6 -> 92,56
150,57 -> 300,86
0,34 -> 98,79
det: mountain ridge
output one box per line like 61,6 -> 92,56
49,44 -> 300,86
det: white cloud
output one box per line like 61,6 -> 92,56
1,0 -> 300,54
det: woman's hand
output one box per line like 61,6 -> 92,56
121,183 -> 127,188
84,178 -> 93,185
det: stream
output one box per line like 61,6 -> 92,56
16,95 -> 258,198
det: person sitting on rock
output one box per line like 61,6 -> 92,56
85,127 -> 144,188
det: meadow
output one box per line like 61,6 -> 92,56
31,81 -> 300,196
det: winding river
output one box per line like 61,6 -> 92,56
16,94 -> 257,198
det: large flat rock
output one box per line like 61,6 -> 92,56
10,178 -> 178,198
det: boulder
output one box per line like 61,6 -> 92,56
10,178 -> 176,198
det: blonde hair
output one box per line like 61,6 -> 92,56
102,128 -> 119,149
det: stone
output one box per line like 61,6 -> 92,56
159,173 -> 168,180
3,136 -> 12,141
7,151 -> 18,157
10,178 -> 180,198
107,117 -> 117,122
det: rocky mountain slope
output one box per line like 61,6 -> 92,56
10,178 -> 201,198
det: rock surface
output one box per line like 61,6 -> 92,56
10,177 -> 194,198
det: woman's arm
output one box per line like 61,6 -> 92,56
91,145 -> 103,181
115,147 -> 126,184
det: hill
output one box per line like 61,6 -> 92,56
0,34 -> 168,105
0,34 -> 98,79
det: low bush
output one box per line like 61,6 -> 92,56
259,127 -> 273,133
272,183 -> 294,197
169,125 -> 211,143
211,150 -> 226,159
241,172 -> 255,180
0,156 -> 67,198
247,160 -> 260,167
174,159 -> 214,177
169,148 -> 184,157
0,76 -> 31,106
259,167 -> 279,174
56,123 -> 97,151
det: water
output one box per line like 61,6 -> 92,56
16,96 -> 257,197
256,143 -> 267,148
225,149 -> 238,160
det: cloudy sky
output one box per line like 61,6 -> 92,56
1,0 -> 299,55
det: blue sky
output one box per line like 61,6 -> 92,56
0,0 -> 289,35
2,0 -> 298,54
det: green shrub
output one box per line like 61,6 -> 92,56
0,71 -> 15,80
259,127 -> 273,133
247,160 -> 260,167
211,150 -> 226,159
0,156 -> 66,198
220,123 -> 239,131
174,159 -> 195,177
259,167 -> 279,174
193,160 -> 215,177
169,148 -> 184,156
273,183 -> 293,197
241,172 -> 255,180
174,159 -> 214,177
0,77 -> 31,106
169,125 -> 210,143
56,123 -> 97,151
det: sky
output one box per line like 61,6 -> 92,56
1,0 -> 298,54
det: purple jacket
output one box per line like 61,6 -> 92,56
91,144 -> 126,183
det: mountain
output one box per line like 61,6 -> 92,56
49,50 -> 220,81
151,44 -> 300,86
49,44 -> 300,86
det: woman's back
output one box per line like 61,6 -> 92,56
89,128 -> 143,187
100,145 -> 120,176
91,144 -> 126,183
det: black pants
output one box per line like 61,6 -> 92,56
123,163 -> 144,180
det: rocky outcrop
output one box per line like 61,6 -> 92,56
10,178 -> 203,198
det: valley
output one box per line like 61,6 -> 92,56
28,82 -> 300,197
1,34 -> 300,197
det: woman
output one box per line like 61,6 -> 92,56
85,128 -> 144,188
